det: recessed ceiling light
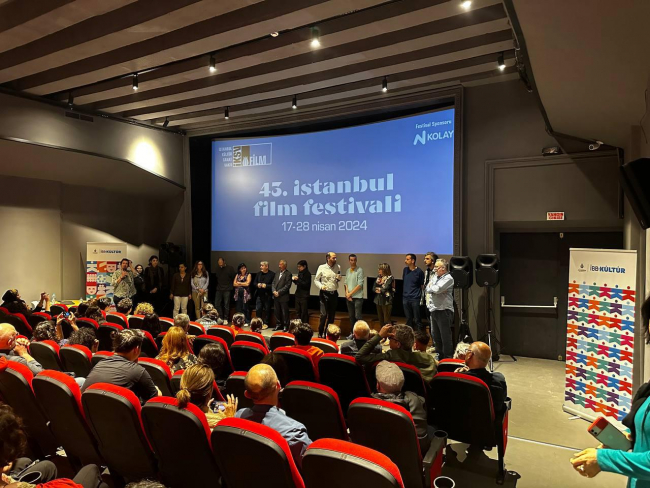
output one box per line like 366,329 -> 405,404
310,27 -> 320,48
461,1 -> 472,10
209,55 -> 217,73
497,52 -> 506,71
132,73 -> 138,91
270,32 -> 279,37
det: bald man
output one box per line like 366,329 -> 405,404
0,323 -> 43,375
456,341 -> 508,413
236,364 -> 312,467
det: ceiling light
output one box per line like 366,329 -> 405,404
67,92 -> 73,107
310,27 -> 320,48
292,95 -> 297,109
270,32 -> 279,37
460,1 -> 472,10
497,52 -> 506,71
162,117 -> 169,128
209,55 -> 217,73
132,73 -> 139,91
225,106 -> 229,120
382,76 -> 388,92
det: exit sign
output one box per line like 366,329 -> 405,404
547,212 -> 565,220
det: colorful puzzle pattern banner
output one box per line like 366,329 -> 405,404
564,249 -> 637,424
85,242 -> 127,300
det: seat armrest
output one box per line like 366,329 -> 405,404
504,397 -> 512,411
423,431 -> 447,488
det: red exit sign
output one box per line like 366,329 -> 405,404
547,212 -> 565,221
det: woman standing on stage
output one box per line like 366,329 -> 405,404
170,263 -> 192,317
191,261 -> 210,320
374,263 -> 394,326
233,263 -> 251,324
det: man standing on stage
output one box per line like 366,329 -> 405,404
111,258 -> 137,307
214,257 -> 235,321
402,254 -> 424,330
421,252 -> 439,322
272,260 -> 292,331
315,252 -> 341,338
254,261 -> 275,326
344,254 -> 364,329
293,260 -> 311,324
426,259 -> 454,359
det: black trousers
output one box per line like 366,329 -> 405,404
319,290 -> 338,337
275,299 -> 290,330
256,294 -> 273,324
295,295 -> 309,324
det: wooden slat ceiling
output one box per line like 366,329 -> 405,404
0,0 -> 517,134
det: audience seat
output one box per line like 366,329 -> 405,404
68,306 -> 78,315
193,334 -> 225,357
61,344 -> 93,378
0,306 -> 9,315
91,351 -> 115,367
140,330 -> 159,358
30,340 -> 63,371
318,354 -> 372,415
212,418 -> 305,488
303,438 -> 405,488
32,370 -> 103,470
270,332 -> 295,351
138,358 -> 173,396
437,359 -> 465,373
206,325 -> 235,348
429,372 -> 511,484
27,311 -> 51,329
348,398 -> 447,488
393,362 -> 428,399
274,347 -> 318,383
236,331 -> 268,350
171,369 -> 225,401
50,303 -> 69,316
155,332 -> 166,350
106,312 -> 128,328
282,381 -> 348,441
97,323 -> 123,352
310,338 -> 339,354
0,361 -> 59,456
230,341 -> 267,372
5,313 -> 32,337
142,398 -> 222,488
77,317 -> 100,330
159,317 -> 174,332
225,372 -> 253,409
82,383 -> 157,482
128,314 -> 145,330
189,321 -> 206,336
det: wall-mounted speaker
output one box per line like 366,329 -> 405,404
620,157 -> 650,229
450,256 -> 473,289
476,254 -> 499,287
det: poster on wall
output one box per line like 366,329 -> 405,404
564,248 -> 637,426
86,242 -> 127,301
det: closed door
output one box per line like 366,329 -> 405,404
499,231 -> 623,360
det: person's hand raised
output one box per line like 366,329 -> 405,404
379,324 -> 394,339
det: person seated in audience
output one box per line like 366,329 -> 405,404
454,341 -> 508,413
198,343 -> 227,387
249,318 -> 271,347
126,481 -> 166,488
116,298 -> 133,315
326,323 -> 341,343
236,364 -> 312,467
453,341 -> 471,360
142,313 -> 161,336
75,301 -> 90,319
196,303 -> 224,327
230,312 -> 246,336
287,319 -> 302,335
356,324 -> 437,383
32,321 -> 69,347
134,302 -> 154,316
68,327 -> 99,354
0,323 -> 43,374
340,320 -> 381,358
292,323 -> 323,369
81,329 -> 160,403
372,361 -> 433,452
156,326 -> 198,373
413,330 -> 429,352
85,305 -> 106,325
260,352 -> 289,387
2,289 -> 51,315
176,364 -> 238,428
173,313 -> 197,344
93,297 -> 112,312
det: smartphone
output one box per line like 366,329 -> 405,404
210,401 -> 227,413
588,417 -> 632,451
62,311 -> 71,318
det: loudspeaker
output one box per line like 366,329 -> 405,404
620,158 -> 650,229
475,254 -> 499,287
450,256 -> 473,289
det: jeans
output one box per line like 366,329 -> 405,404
214,290 -> 232,321
192,290 -> 207,320
346,297 -> 363,328
377,303 -> 392,327
403,299 -> 422,330
430,309 -> 454,359
319,290 -> 338,337
235,298 -> 250,322
173,296 -> 189,317
295,295 -> 309,323
275,299 -> 290,330
256,294 -> 273,325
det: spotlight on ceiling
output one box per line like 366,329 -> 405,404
225,106 -> 230,120
209,55 -> 217,73
67,92 -> 74,107
132,73 -> 139,91
497,52 -> 506,71
292,95 -> 297,109
270,32 -> 279,37
310,27 -> 320,48
382,76 -> 388,92
162,117 -> 169,128
460,1 -> 472,10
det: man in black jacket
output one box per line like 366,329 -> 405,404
292,260 -> 311,323
272,260 -> 293,331
253,261 -> 275,326
455,341 -> 508,413
214,257 -> 236,320
144,255 -> 166,315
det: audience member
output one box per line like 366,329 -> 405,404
292,323 -> 323,369
453,341 -> 471,360
170,263 -> 192,317
116,298 -> 133,315
2,289 -> 51,315
176,364 -> 237,428
126,482 -> 166,488
191,261 -> 210,320
236,364 -> 312,467
134,302 -> 154,316
196,303 -> 224,327
0,323 -> 42,374
174,313 -> 190,331
142,313 -> 161,337
340,320 -> 381,358
95,297 -> 113,312
68,327 -> 99,353
75,301 -> 90,319
32,321 -> 67,346
356,324 -> 437,383
326,323 -> 341,343
455,341 -> 508,412
156,326 -> 198,373
287,319 -> 302,335
230,313 -> 246,336
260,352 -> 289,388
81,329 -> 160,403
372,361 -> 433,452
198,343 -> 227,386
413,330 -> 429,352
85,305 -> 106,325
250,317 -> 271,347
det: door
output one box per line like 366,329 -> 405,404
499,231 -> 623,360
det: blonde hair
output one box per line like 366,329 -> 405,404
378,263 -> 392,276
134,302 -> 154,315
176,364 -> 214,410
158,326 -> 190,366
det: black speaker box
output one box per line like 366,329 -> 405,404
450,256 -> 473,289
475,254 -> 499,287
620,157 -> 650,229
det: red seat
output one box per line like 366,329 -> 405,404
303,439 -> 405,488
106,312 -> 128,328
189,321 -> 206,336
0,361 -> 58,456
393,361 -> 428,399
225,371 -> 253,409
0,306 -> 9,315
206,325 -> 235,348
30,340 -> 63,371
5,313 -> 32,337
230,341 -> 267,372
212,418 -> 305,488
318,354 -> 371,415
97,323 -> 123,351
142,398 -> 221,488
140,330 -> 159,358
33,370 -> 103,470
77,317 -> 99,330
348,398 -> 447,488
128,314 -> 145,330
270,331 -> 295,351
236,331 -> 268,351
155,332 -> 166,350
436,358 -> 465,373
82,383 -> 157,482
26,312 -> 51,329
429,372 -> 511,483
91,351 -> 114,367
171,369 -> 225,401
282,381 -> 348,441
310,337 -> 339,354
138,358 -> 173,396
61,344 -> 93,378
274,347 -> 318,383
192,335 -> 233,381
50,303 -> 69,316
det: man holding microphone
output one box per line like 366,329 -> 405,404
314,252 -> 341,339
111,258 -> 137,307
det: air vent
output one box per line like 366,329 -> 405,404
64,111 -> 94,122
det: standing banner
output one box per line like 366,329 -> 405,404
86,242 -> 127,301
564,248 -> 637,426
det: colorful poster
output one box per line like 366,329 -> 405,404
86,242 -> 127,300
564,248 -> 637,426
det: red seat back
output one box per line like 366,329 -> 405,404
230,341 -> 267,372
391,361 -> 428,399
138,358 -> 173,396
106,313 -> 128,328
274,347 -> 317,383
50,304 -> 68,316
140,330 -> 159,358
30,340 -> 63,371
5,313 -> 32,336
270,332 -> 295,351
310,338 -> 339,354
91,351 -> 114,367
236,331 -> 268,351
437,358 -> 465,373
189,321 -> 206,336
97,323 -> 123,351
225,372 -> 253,409
206,325 -> 235,348
128,314 -> 145,330
318,354 -> 371,414
61,345 -> 92,378
77,317 -> 99,330
192,335 -> 233,380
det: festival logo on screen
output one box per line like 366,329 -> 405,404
227,143 -> 272,167
412,119 -> 454,146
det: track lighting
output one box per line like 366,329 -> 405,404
162,117 -> 169,127
225,106 -> 229,120
382,76 -> 388,92
67,92 -> 73,107
292,95 -> 297,109
132,73 -> 139,91
310,27 -> 320,48
209,55 -> 217,73
497,52 -> 506,71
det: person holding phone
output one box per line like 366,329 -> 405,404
111,258 -> 137,307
